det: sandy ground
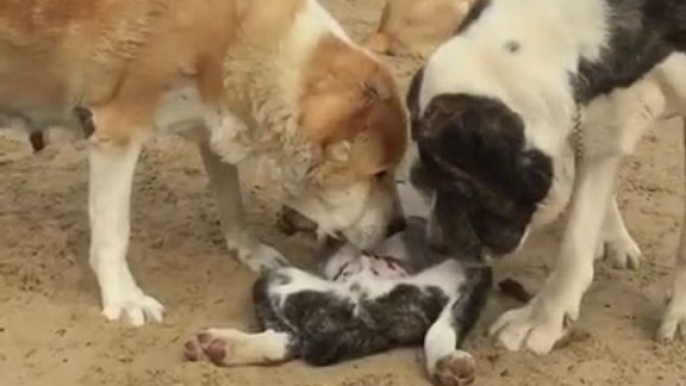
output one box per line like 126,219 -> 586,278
1,0 -> 686,385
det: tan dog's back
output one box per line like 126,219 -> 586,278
363,0 -> 476,57
0,0 -> 247,133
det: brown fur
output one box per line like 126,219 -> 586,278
300,35 -> 408,186
0,0 -> 407,185
363,0 -> 477,57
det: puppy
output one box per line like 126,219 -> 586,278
363,0 -> 477,57
0,0 -> 408,325
184,217 -> 491,386
407,0 -> 686,353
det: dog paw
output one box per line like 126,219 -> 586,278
231,242 -> 290,273
489,296 -> 578,354
184,330 -> 230,366
657,294 -> 686,342
596,235 -> 642,270
102,290 -> 164,326
432,351 -> 476,386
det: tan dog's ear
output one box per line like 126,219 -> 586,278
360,75 -> 392,106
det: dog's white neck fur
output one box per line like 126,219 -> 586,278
420,0 -> 609,158
165,0 -> 365,197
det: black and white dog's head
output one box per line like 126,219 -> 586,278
404,0 -> 686,264
408,86 -> 553,263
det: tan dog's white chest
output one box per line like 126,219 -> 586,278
153,85 -> 253,164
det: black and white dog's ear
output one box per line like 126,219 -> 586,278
414,93 -> 553,205
516,149 -> 554,204
406,67 -> 425,140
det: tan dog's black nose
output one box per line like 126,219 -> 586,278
386,217 -> 407,237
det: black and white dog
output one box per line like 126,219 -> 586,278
184,217 -> 491,386
407,0 -> 686,354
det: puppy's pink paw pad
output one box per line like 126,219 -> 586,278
183,339 -> 204,362
183,331 -> 231,366
433,352 -> 476,386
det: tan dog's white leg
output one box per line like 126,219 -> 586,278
594,196 -> 642,269
199,143 -> 289,271
658,118 -> 686,341
88,136 -> 164,326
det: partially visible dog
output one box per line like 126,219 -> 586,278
363,0 -> 477,57
184,217 -> 491,386
407,0 -> 686,353
0,0 -> 408,325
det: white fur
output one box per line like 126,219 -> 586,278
76,0 -> 403,325
490,62 -> 679,353
420,0 -> 608,160
200,328 -> 292,365
419,0 -> 686,350
424,304 -> 464,373
88,138 -> 164,326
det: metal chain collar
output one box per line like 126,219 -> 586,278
570,105 -> 584,165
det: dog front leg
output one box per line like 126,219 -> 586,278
198,143 -> 289,271
490,155 -> 621,354
88,126 -> 163,326
490,76 -> 666,354
659,118 -> 686,341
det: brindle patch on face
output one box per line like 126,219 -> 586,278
410,93 -> 553,261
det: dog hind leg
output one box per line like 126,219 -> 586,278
594,196 -> 642,269
658,117 -> 686,341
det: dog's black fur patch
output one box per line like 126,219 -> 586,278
455,0 -> 492,35
411,94 -> 552,260
409,0 -> 686,260
573,0 -> 686,102
252,260 -> 493,367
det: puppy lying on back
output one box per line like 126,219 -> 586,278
364,0 -> 477,57
184,217 -> 491,386
0,0 -> 408,325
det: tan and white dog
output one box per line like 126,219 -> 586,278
363,0 -> 477,57
0,0 -> 409,326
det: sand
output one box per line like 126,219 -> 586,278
1,0 -> 686,385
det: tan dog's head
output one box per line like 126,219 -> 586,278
287,35 -> 409,249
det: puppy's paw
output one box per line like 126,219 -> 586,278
432,351 -> 476,386
101,286 -> 164,326
596,235 -> 642,270
489,295 -> 578,355
657,293 -> 686,342
184,330 -> 231,366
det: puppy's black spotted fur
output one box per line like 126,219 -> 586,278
185,218 -> 492,385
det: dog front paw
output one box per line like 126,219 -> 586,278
489,295 -> 580,354
102,288 -> 164,326
227,238 -> 290,273
657,293 -> 686,342
595,235 -> 642,269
